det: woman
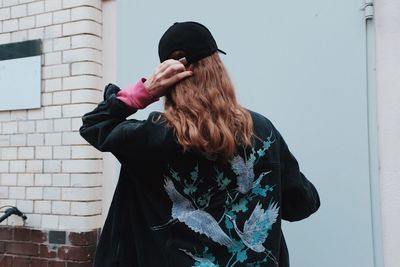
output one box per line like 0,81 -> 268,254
80,21 -> 320,267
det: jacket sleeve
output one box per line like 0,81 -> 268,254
79,83 -> 150,159
274,127 -> 321,222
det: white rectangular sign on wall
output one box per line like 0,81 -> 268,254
0,55 -> 41,111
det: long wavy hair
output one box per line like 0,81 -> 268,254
161,51 -> 254,163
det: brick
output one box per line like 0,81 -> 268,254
2,121 -> 17,134
44,106 -> 62,119
10,160 -> 25,172
71,145 -> 101,159
18,121 -> 35,133
0,7 -> 11,20
10,110 -> 27,120
70,201 -> 101,216
42,92 -> 53,105
0,161 -> 8,172
71,89 -> 102,103
28,109 -> 44,120
44,160 -> 61,173
36,120 -> 53,133
28,27 -> 45,39
43,38 -> 53,53
0,255 -> 13,266
71,34 -> 101,50
62,160 -> 102,173
63,20 -> 101,36
49,261 -> 65,267
43,187 -> 61,200
71,6 -> 101,23
35,173 -> 52,186
25,214 -> 42,228
0,135 -> 10,147
44,78 -> 62,92
36,146 -> 52,159
1,173 -> 17,185
54,118 -> 71,131
10,134 -> 27,146
45,0 -> 62,12
0,186 -> 8,199
62,187 -> 101,201
36,12 -> 52,27
43,64 -> 69,79
42,214 -> 58,228
18,147 -> 34,159
11,4 -> 27,18
71,118 -> 81,131
53,91 -> 71,105
0,33 -> 11,45
45,133 -> 62,146
35,200 -> 51,213
57,245 -> 95,261
68,230 -> 97,246
62,132 -> 86,145
1,147 -> 17,160
3,0 -> 19,7
11,30 -> 28,42
31,258 -> 48,267
27,133 -> 44,146
6,241 -> 39,255
26,187 -> 43,199
9,186 -> 25,199
66,261 -> 92,267
45,51 -> 62,65
28,1 -> 44,15
31,229 -> 47,243
0,227 -> 12,240
16,199 -> 33,213
19,15 -> 35,30
70,174 -> 101,187
62,104 -> 96,118
17,173 -> 34,186
52,201 -> 70,215
52,174 -> 69,187
26,160 -> 43,173
62,0 -> 101,9
53,36 -> 70,51
62,48 -> 102,64
13,227 -> 31,241
53,9 -> 70,24
0,112 -> 10,122
12,256 -> 31,266
53,146 -> 71,159
39,244 -> 57,258
2,18 -> 18,32
44,24 -> 62,39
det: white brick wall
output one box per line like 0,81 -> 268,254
0,0 -> 104,231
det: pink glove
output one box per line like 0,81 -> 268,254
116,78 -> 159,109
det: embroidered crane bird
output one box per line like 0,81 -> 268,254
227,201 -> 279,253
151,177 -> 234,248
231,155 -> 271,194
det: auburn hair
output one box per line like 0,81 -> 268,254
161,51 -> 254,163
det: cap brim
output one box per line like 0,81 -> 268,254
217,48 -> 227,55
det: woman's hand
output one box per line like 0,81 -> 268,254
144,58 -> 193,98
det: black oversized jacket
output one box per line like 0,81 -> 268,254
80,83 -> 320,267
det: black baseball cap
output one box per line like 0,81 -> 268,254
158,21 -> 226,64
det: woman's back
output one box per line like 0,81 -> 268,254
80,83 -> 320,266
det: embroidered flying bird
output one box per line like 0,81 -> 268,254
151,177 -> 234,248
231,155 -> 271,194
227,201 -> 279,253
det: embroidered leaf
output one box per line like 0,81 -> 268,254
190,164 -> 199,182
215,171 -> 231,191
231,198 -> 249,213
236,249 -> 248,263
183,181 -> 197,195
